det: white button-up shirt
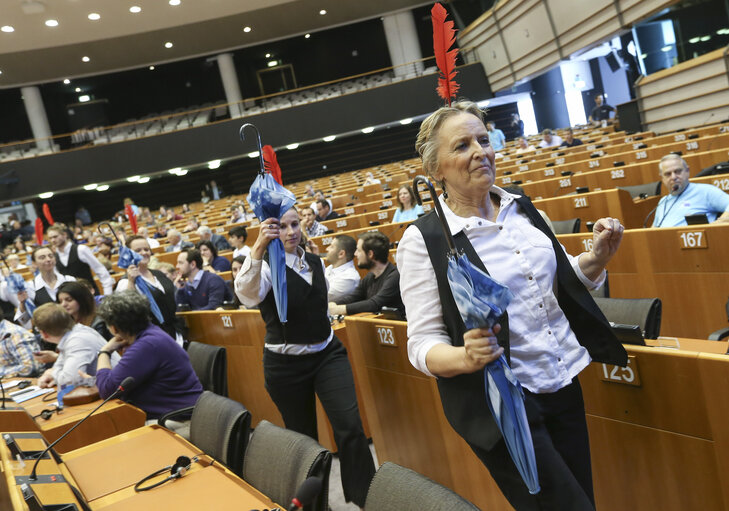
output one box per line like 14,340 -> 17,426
396,188 -> 604,394
324,260 -> 360,303
56,241 -> 114,295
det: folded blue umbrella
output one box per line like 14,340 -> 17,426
116,244 -> 165,325
5,272 -> 36,316
413,175 -> 540,495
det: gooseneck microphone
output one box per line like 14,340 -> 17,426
287,476 -> 323,511
0,333 -> 11,410
29,376 -> 135,481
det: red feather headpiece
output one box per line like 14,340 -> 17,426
34,218 -> 44,245
431,2 -> 460,105
42,203 -> 54,225
262,145 -> 283,185
125,204 -> 138,234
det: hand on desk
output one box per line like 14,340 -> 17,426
38,369 -> 56,388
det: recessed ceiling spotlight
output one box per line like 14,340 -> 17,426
39,192 -> 54,199
45,19 -> 59,27
137,177 -> 151,183
129,6 -> 141,13
1,26 -> 14,33
286,143 -> 299,150
83,183 -> 98,191
127,175 -> 141,182
149,65 -> 155,70
0,70 -> 3,75
305,33 -> 311,39
361,127 -> 375,134
399,118 -> 413,125
323,135 -> 336,142
248,151 -> 259,158
267,60 -> 278,67
63,79 -> 70,84
319,9 -> 327,15
82,56 -> 90,62
169,0 -> 181,5
164,42 -> 173,49
208,160 -> 221,169
74,87 -> 81,92
88,13 -> 100,21
79,95 -> 90,102
243,26 -> 252,33
265,53 -> 271,58
96,185 -> 110,191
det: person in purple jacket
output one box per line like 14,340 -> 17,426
94,290 -> 202,419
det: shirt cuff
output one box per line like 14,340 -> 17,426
573,255 -> 606,290
408,338 -> 451,378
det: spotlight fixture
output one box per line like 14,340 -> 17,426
323,135 -> 336,142
138,177 -> 151,183
165,42 -> 173,49
63,79 -> 70,84
361,127 -> 375,134
248,151 -> 259,158
243,26 -> 252,33
88,13 -> 100,20
96,185 -> 110,191
79,95 -> 90,102
149,66 -> 155,70
1,26 -> 14,33
127,175 -> 141,182
75,87 -> 81,92
208,160 -> 221,169
286,143 -> 299,150
399,118 -> 413,125
265,53 -> 271,58
83,184 -> 98,190
45,19 -> 59,27
39,192 -> 54,199
129,6 -> 141,13
305,33 -> 311,39
82,56 -> 90,62
319,9 -> 327,15
169,0 -> 181,5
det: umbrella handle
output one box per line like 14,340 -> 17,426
97,222 -> 121,245
239,123 -> 265,176
412,175 -> 458,255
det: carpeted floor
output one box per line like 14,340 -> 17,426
327,444 -> 378,510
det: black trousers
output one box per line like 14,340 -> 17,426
263,337 -> 375,507
470,378 -> 595,511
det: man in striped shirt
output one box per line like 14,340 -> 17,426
0,320 -> 44,378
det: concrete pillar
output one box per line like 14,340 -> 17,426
382,10 -> 423,77
216,53 -> 244,118
21,86 -> 53,152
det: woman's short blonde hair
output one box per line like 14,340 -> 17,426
415,100 -> 484,184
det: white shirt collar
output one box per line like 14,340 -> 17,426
328,259 -> 356,274
284,246 -> 308,271
439,186 -> 518,235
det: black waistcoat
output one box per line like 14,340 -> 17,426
33,286 -> 54,307
56,244 -> 98,293
412,195 -> 627,452
259,252 -> 331,344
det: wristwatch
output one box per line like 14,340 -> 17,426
97,350 -> 114,358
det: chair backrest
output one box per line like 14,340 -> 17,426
242,420 -> 331,511
186,341 -> 228,396
189,391 -> 251,476
593,297 -> 662,339
617,181 -> 662,199
552,217 -> 581,234
364,462 -> 479,511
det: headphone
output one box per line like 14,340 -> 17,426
33,405 -> 62,420
134,455 -> 199,492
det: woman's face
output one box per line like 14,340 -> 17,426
434,113 -> 495,199
58,292 -> 80,320
398,187 -> 412,208
129,239 -> 152,263
231,261 -> 242,276
14,239 -> 24,250
279,209 -> 302,253
199,244 -> 213,260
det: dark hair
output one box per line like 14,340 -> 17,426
57,281 -> 96,325
316,199 -> 329,210
231,256 -> 247,270
125,235 -> 147,248
182,248 -> 203,269
229,225 -> 247,241
359,231 -> 390,264
31,245 -> 54,262
197,240 -> 218,259
97,290 -> 151,337
395,185 -> 417,211
334,235 -> 356,260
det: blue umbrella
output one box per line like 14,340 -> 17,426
413,175 -> 540,495
239,124 -> 296,330
1,256 -> 36,316
97,223 -> 165,325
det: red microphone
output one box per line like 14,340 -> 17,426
287,477 -> 322,511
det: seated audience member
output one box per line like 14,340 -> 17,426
95,238 -> 115,271
560,128 -> 583,147
57,281 -> 112,340
33,303 -> 117,388
116,236 -> 182,339
136,226 -> 160,249
304,184 -> 315,198
538,129 -> 563,148
301,207 -> 328,238
229,206 -> 246,224
198,240 -> 232,273
154,223 -> 168,239
0,319 -> 44,378
6,254 -> 26,271
157,206 -> 168,220
309,190 -> 331,213
486,121 -> 506,152
652,154 -> 729,227
392,185 -> 425,223
589,94 -> 616,123
197,225 -> 232,252
324,235 -> 360,303
181,204 -> 191,214
316,199 -> 341,222
364,172 -> 381,185
95,291 -> 203,420
166,208 -> 184,222
515,136 -> 535,154
227,256 -> 248,309
182,218 -> 199,233
174,249 -> 230,310
229,225 -> 251,259
165,229 -> 193,253
328,231 -> 404,317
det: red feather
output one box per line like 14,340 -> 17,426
262,145 -> 283,185
431,2 -> 460,105
35,218 -> 44,245
125,204 -> 138,234
42,203 -> 54,225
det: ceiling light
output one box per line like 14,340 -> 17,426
323,135 -> 336,142
169,0 -> 181,5
399,118 -> 413,125
138,177 -> 151,184
88,13 -> 100,21
168,168 -> 182,174
0,70 -> 2,75
82,56 -> 90,62
243,26 -> 251,33
265,53 -> 271,58
207,160 -> 221,169
164,42 -> 173,49
689,37 -> 700,44
45,19 -> 59,27
267,60 -> 278,67
305,33 -> 311,39
96,185 -> 110,191
149,66 -> 155,70
39,192 -> 53,199
63,79 -> 70,84
175,169 -> 188,176
661,45 -> 672,52
1,26 -> 14,33
79,95 -> 90,102
248,151 -> 259,158
129,6 -> 141,13
75,87 -> 81,92
361,127 -> 375,134
319,9 -> 327,15
127,175 -> 141,182
700,35 -> 711,41
83,183 -> 98,190
286,143 -> 299,150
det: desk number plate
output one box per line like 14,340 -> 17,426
375,325 -> 397,347
600,355 -> 640,386
221,315 -> 234,328
678,230 -> 707,249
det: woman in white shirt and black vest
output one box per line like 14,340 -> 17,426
234,206 -> 375,508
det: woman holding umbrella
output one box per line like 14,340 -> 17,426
397,101 -> 627,511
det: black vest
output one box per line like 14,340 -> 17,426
118,270 -> 181,338
259,252 -> 332,344
412,195 -> 627,452
56,244 -> 98,293
33,286 -> 54,307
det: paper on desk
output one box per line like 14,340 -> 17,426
11,387 -> 54,403
2,380 -> 25,390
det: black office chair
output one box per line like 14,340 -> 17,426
551,217 -> 581,234
617,181 -> 662,199
593,297 -> 662,339
186,341 -> 228,397
708,297 -> 729,341
364,462 -> 479,511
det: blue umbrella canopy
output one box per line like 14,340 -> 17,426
5,270 -> 36,316
413,175 -> 540,495
240,124 -> 296,327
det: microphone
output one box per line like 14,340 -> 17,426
671,184 -> 679,193
643,206 -> 659,228
1,333 -> 11,410
29,376 -> 135,481
287,477 -> 322,511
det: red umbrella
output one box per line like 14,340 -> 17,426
42,203 -> 54,225
125,204 -> 138,234
35,218 -> 44,245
